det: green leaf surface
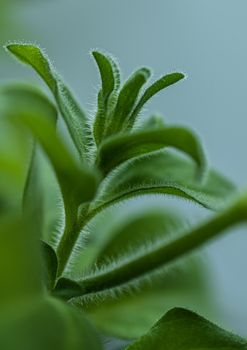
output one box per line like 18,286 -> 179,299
0,215 -> 42,306
41,241 -> 58,291
92,51 -> 121,145
126,308 -> 247,349
127,72 -> 185,129
6,43 -> 89,161
0,85 -> 99,209
96,126 -> 207,177
0,297 -> 103,350
69,208 -> 211,339
93,151 -> 235,213
105,67 -> 151,136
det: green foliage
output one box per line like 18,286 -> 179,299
0,43 -> 246,349
126,308 -> 247,349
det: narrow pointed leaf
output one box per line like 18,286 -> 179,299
92,51 -> 121,145
128,72 -> 185,129
6,43 -> 89,161
93,151 -> 235,213
126,308 -> 247,349
105,67 -> 151,136
96,126 -> 207,177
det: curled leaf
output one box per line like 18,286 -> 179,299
96,126 -> 207,178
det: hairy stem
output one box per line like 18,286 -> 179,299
80,194 -> 247,294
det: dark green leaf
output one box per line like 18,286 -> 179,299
41,241 -> 58,291
105,67 -> 151,136
126,308 -> 247,349
96,126 -> 207,178
93,151 -> 235,213
0,297 -> 103,350
6,43 -> 89,161
54,278 -> 84,300
127,72 -> 185,129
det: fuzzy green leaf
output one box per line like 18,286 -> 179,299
70,209 -> 210,339
0,297 -> 103,350
126,308 -> 247,349
127,72 -> 185,129
105,67 -> 151,136
6,43 -> 89,161
93,151 -> 235,213
76,193 -> 247,295
96,126 -> 206,178
92,51 -> 121,145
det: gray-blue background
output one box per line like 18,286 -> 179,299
1,0 -> 247,337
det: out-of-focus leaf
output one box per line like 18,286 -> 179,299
0,85 -> 99,210
93,151 -> 235,213
41,241 -> 58,291
127,72 -> 185,129
125,308 -> 247,349
22,144 -> 44,237
0,215 -> 42,306
0,297 -> 103,350
105,68 -> 151,136
96,126 -> 207,177
6,43 -> 89,161
92,51 -> 120,145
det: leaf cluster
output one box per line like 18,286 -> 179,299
0,43 -> 246,349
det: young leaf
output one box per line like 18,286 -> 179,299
0,297 -> 103,350
127,72 -> 185,129
96,126 -> 207,178
126,308 -> 247,349
92,51 -> 120,145
93,151 -> 235,213
6,43 -> 89,161
105,67 -> 151,136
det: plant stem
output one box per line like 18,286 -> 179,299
80,194 -> 247,294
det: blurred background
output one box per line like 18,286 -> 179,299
0,0 -> 247,339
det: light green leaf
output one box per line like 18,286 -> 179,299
0,297 -> 103,350
96,126 -> 207,177
105,67 -> 151,136
0,85 -> 99,208
6,43 -> 89,161
127,72 -> 185,129
92,51 -> 121,145
93,151 -> 235,213
126,308 -> 247,349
